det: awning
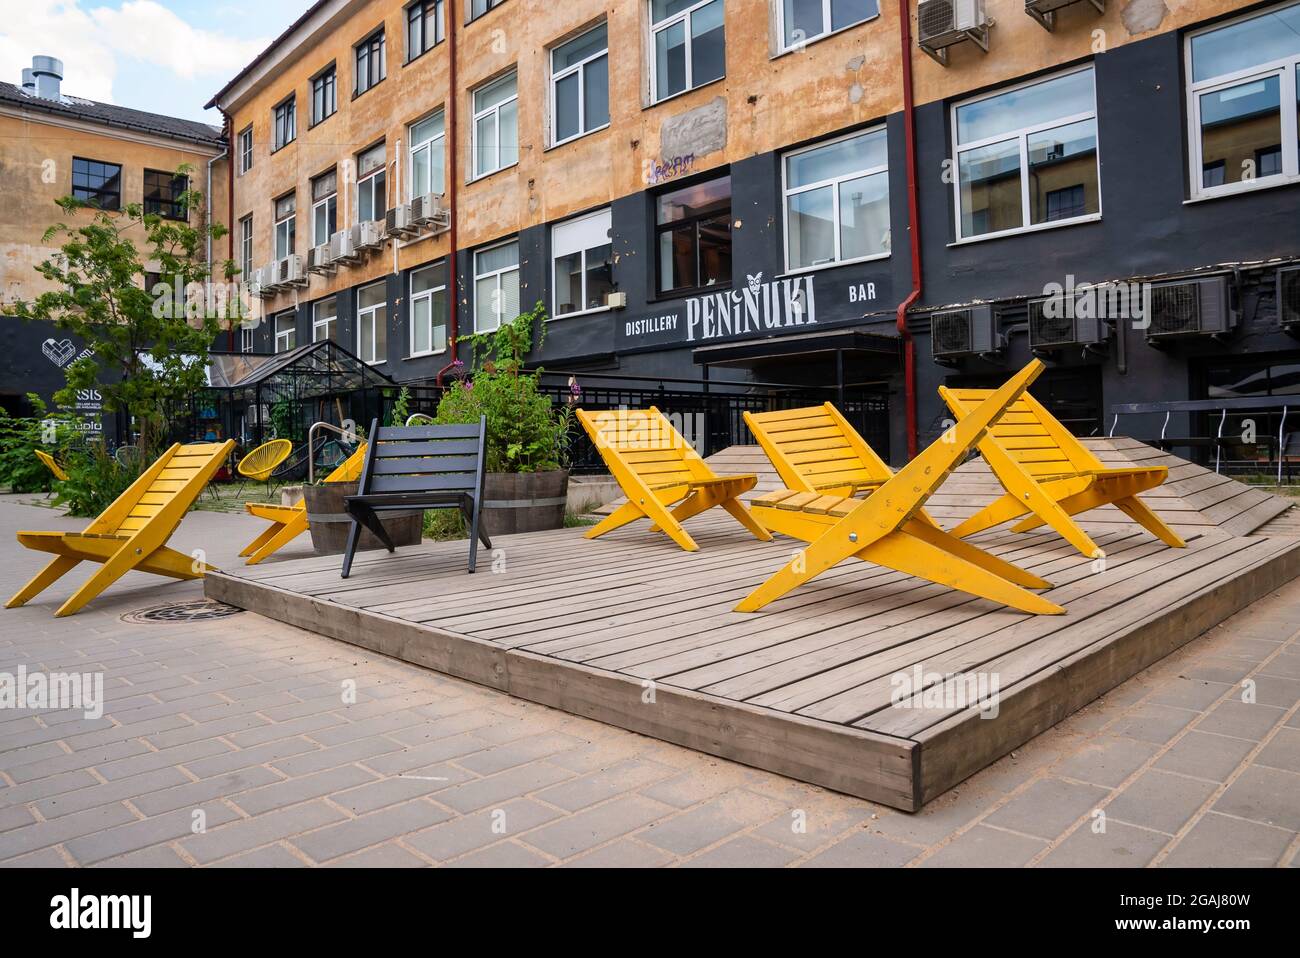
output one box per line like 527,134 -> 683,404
691,327 -> 900,368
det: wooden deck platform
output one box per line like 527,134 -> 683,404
207,441 -> 1300,810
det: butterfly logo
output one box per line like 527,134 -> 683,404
42,338 -> 76,367
746,272 -> 763,295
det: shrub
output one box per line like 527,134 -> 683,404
0,394 -> 76,494
54,443 -> 143,518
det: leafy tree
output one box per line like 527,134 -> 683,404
10,166 -> 237,455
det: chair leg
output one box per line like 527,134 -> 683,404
1113,495 -> 1187,548
54,544 -> 145,617
720,496 -> 773,542
465,498 -> 482,574
950,492 -> 1032,539
584,502 -> 645,540
240,523 -> 284,558
341,518 -> 362,579
5,554 -> 81,609
245,518 -> 307,565
351,505 -> 395,553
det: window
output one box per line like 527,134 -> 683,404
274,193 -> 296,260
783,127 -> 889,272
240,324 -> 255,353
238,126 -> 253,174
409,112 -> 445,199
357,282 -> 388,363
473,71 -> 519,178
553,209 -> 613,317
1187,1 -> 1300,197
239,215 -> 253,281
656,175 -> 731,295
551,23 -> 609,146
406,0 -> 443,60
311,171 -> 337,247
410,261 -> 448,355
313,297 -> 337,343
143,169 -> 188,220
650,0 -> 725,104
311,65 -> 336,125
778,0 -> 878,50
273,97 -> 296,150
474,240 -> 520,332
356,143 -> 387,223
71,158 -> 121,210
952,66 -> 1099,241
470,0 -> 505,19
355,29 -> 386,96
274,311 -> 296,353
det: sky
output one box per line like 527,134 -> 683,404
0,0 -> 310,124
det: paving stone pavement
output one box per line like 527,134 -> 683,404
0,495 -> 1297,867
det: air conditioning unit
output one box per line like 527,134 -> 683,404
917,0 -> 990,65
1025,0 -> 1104,32
604,291 -> 628,309
275,254 -> 307,288
410,193 -> 449,232
1277,266 -> 1300,331
307,243 -> 334,274
931,306 -> 1005,361
385,203 -> 419,239
1028,294 -> 1107,351
1144,277 -> 1237,341
351,220 -> 384,252
329,228 -> 360,265
254,264 -> 278,298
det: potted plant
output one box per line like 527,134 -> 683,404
432,302 -> 572,535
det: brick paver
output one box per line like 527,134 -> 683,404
0,496 -> 1297,867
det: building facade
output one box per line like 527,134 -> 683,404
210,0 -> 1300,463
0,56 -> 228,430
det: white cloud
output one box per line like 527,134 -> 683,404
0,0 -> 267,104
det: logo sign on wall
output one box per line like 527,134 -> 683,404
41,338 -> 77,367
621,272 -> 818,349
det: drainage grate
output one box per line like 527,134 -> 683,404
122,598 -> 244,624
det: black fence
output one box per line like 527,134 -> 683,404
384,373 -> 890,475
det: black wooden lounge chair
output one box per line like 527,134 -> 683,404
341,417 -> 491,578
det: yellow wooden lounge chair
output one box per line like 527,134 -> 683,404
938,385 -> 1186,559
6,440 -> 234,617
35,449 -> 69,482
576,405 -> 772,552
738,360 -> 1063,615
239,443 -> 367,565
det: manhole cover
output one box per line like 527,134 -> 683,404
122,598 -> 244,624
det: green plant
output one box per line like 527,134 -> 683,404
269,399 -> 303,445
53,442 -> 143,517
9,167 -> 235,457
422,508 -> 467,541
0,394 -> 77,494
433,302 -> 570,473
388,386 -> 411,427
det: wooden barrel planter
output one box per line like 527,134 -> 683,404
302,481 -> 422,556
481,469 -> 569,535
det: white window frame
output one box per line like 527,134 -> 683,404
311,176 -> 337,248
409,262 -> 448,357
473,239 -> 520,333
356,146 -> 386,224
472,71 -> 519,179
775,0 -> 880,54
1185,2 -> 1300,201
312,297 -> 337,343
649,0 -> 725,106
949,65 -> 1102,245
409,111 -> 445,200
781,125 -> 891,275
552,209 -> 613,319
240,324 -> 255,353
273,197 -> 295,260
273,98 -> 295,151
550,24 -> 610,148
274,312 -> 296,353
356,282 -> 387,364
238,126 -> 253,174
239,215 -> 253,280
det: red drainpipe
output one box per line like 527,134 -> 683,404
896,0 -> 921,459
435,11 -> 460,387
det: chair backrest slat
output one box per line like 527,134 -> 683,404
939,387 -> 1102,474
376,423 -> 482,441
356,418 -> 487,499
577,407 -> 709,488
98,441 -> 232,537
368,473 -> 480,494
745,402 -> 892,494
371,455 -> 482,476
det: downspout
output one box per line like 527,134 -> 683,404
896,0 -> 921,459
219,106 -> 237,351
435,8 -> 460,387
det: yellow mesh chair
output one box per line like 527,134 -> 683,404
239,444 -> 367,565
939,385 -> 1186,558
235,438 -> 292,497
6,441 -> 234,617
